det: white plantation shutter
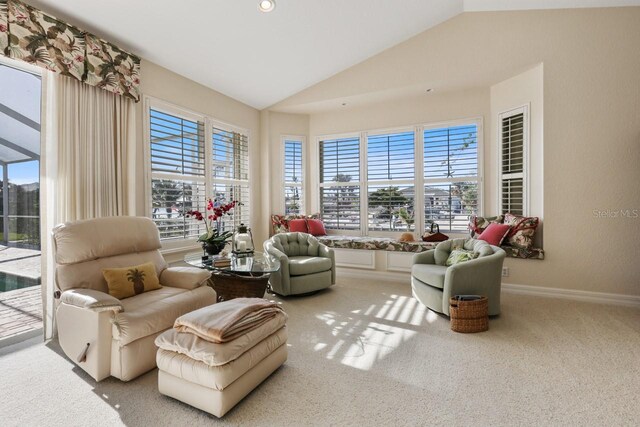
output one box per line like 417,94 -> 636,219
423,124 -> 479,232
212,125 -> 250,233
149,108 -> 207,239
319,136 -> 361,230
283,138 -> 304,215
499,107 -> 527,215
367,131 -> 415,231
148,101 -> 250,242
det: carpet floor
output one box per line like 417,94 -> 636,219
1,279 -> 639,426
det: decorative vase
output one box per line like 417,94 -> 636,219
203,241 -> 225,256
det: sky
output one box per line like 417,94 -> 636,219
5,161 -> 39,185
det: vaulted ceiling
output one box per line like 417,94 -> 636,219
28,0 -> 640,110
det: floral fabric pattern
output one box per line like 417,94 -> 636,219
85,33 -> 140,101
501,245 -> 545,260
1,0 -> 140,101
468,214 -> 505,237
7,0 -> 85,80
503,213 -> 540,250
446,249 -> 479,266
467,215 -> 544,259
317,236 -> 437,253
0,1 -> 8,55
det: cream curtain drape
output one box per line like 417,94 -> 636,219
41,74 -> 136,339
56,76 -> 135,220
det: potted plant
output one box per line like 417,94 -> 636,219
396,206 -> 415,230
186,198 -> 237,255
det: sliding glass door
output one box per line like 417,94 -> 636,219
0,60 -> 42,347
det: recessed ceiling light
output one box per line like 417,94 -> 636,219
426,88 -> 433,93
258,0 -> 276,12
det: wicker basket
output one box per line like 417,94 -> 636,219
208,273 -> 269,302
449,296 -> 489,333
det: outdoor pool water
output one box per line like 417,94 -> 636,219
0,272 -> 41,292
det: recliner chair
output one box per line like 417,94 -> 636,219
264,232 -> 335,296
53,216 -> 217,382
411,238 -> 506,316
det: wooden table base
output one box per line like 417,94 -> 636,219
207,273 -> 270,302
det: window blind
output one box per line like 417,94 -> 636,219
367,131 -> 415,231
212,126 -> 250,230
500,112 -> 525,215
319,137 -> 360,230
424,124 -> 479,232
367,132 -> 415,181
284,139 -> 304,215
212,126 -> 248,181
150,109 -> 206,239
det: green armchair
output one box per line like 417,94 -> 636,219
264,232 -> 336,296
411,238 -> 506,316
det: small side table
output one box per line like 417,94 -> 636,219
184,252 -> 280,302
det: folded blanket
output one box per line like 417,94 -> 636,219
174,297 -> 286,343
156,317 -> 287,367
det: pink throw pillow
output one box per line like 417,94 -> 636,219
288,219 -> 308,233
307,219 -> 327,236
477,223 -> 511,246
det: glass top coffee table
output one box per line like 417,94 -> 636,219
184,252 -> 280,301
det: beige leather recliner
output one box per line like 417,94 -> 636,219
53,216 -> 217,382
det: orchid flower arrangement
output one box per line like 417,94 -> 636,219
186,198 -> 237,244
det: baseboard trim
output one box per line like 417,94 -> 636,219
337,268 -> 640,308
502,283 -> 640,308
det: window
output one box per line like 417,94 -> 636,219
424,124 -> 479,232
319,136 -> 360,230
212,125 -> 250,233
499,107 -> 528,216
283,138 -> 304,215
317,119 -> 481,235
149,108 -> 207,240
367,131 -> 415,231
148,101 -> 250,242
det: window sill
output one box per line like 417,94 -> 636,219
160,242 -> 201,264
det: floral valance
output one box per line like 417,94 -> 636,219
0,1 -> 8,54
0,0 -> 140,101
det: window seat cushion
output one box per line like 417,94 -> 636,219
501,245 -> 545,260
317,235 -> 437,252
317,235 -> 544,259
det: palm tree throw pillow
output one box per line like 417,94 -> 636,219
102,262 -> 161,300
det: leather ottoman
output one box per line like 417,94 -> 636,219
155,314 -> 288,417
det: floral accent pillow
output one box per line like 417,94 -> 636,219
468,215 -> 505,237
503,213 -> 539,249
271,214 -> 289,234
446,249 -> 479,266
